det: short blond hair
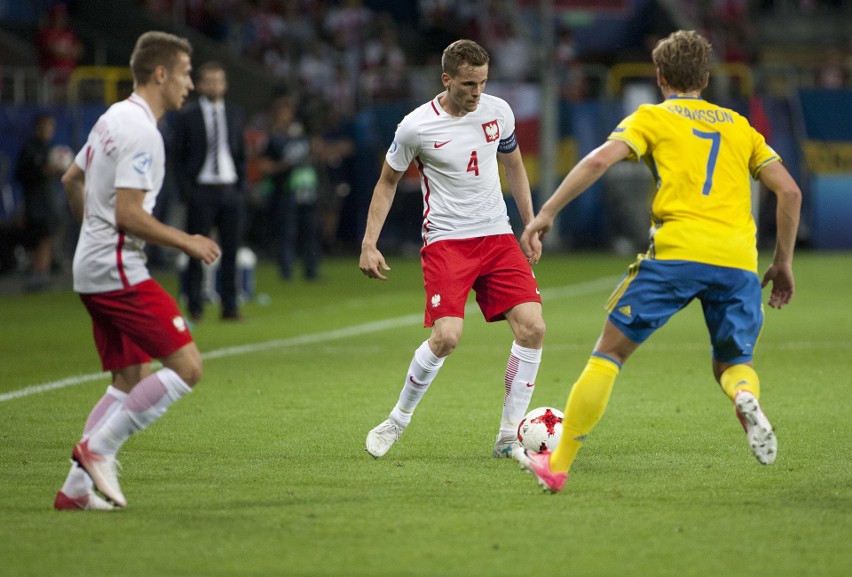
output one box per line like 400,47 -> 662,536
441,39 -> 489,77
652,30 -> 712,92
130,31 -> 192,85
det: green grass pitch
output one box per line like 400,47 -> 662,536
1,251 -> 850,576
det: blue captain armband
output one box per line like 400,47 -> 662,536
498,131 -> 518,154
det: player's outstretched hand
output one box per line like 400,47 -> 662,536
521,214 -> 553,265
360,245 -> 391,280
186,235 -> 221,265
761,261 -> 795,309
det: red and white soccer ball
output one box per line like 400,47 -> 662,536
517,406 -> 564,453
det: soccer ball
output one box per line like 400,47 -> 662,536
517,406 -> 564,453
47,144 -> 74,173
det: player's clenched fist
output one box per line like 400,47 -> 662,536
186,235 -> 221,265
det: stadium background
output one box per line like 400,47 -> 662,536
1,0 -> 850,292
1,4 -> 851,576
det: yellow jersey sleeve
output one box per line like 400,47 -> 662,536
606,96 -> 780,272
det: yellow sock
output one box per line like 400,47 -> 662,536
719,364 -> 761,401
550,355 -> 620,473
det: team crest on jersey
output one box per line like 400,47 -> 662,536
173,315 -> 187,332
431,293 -> 441,308
482,120 -> 500,142
132,152 -> 152,174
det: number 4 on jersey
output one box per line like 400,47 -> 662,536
466,151 -> 479,176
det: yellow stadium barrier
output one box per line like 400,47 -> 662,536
606,62 -> 754,98
68,66 -> 134,105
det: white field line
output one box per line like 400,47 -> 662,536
0,277 -> 616,404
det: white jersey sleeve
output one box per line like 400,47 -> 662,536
114,130 -> 159,194
386,114 -> 421,173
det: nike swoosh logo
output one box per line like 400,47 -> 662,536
433,140 -> 451,148
525,382 -> 535,388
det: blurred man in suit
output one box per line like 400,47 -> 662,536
173,61 -> 246,321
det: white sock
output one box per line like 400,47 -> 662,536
88,368 -> 191,457
500,341 -> 542,435
390,341 -> 446,428
83,385 -> 128,437
62,386 -> 127,497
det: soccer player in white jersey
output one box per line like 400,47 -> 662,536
360,39 -> 545,459
54,31 -> 220,510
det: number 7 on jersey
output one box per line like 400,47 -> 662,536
692,129 -> 721,196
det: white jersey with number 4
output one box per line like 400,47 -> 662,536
386,92 -> 519,245
72,93 -> 165,294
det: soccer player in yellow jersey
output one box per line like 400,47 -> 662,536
513,30 -> 802,493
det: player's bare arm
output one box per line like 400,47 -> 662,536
498,148 -> 539,262
499,148 -> 534,225
115,187 -> 220,264
521,140 -> 631,258
360,161 -> 404,280
757,160 -> 802,309
61,162 -> 86,223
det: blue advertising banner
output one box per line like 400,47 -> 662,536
799,89 -> 852,249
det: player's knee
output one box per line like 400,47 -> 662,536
517,317 -> 546,348
165,347 -> 204,387
182,361 -> 203,387
430,331 -> 461,357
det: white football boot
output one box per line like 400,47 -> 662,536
492,432 -> 521,458
72,439 -> 127,507
54,490 -> 116,511
734,391 -> 777,465
365,419 -> 405,458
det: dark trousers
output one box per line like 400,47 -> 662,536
186,183 -> 244,316
274,192 -> 319,280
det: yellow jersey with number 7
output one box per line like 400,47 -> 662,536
608,94 -> 779,272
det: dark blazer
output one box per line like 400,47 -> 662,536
172,99 -> 246,199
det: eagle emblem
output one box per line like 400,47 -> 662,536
482,120 -> 499,142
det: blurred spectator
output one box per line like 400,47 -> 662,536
484,18 -> 533,82
361,18 -> 410,102
263,36 -> 297,82
224,2 -> 261,57
241,111 -> 272,253
36,4 -> 84,89
416,1 -> 459,64
815,46 -> 849,88
260,97 -> 321,280
248,0 -> 288,57
0,157 -> 20,276
281,0 -> 317,46
323,61 -> 359,120
199,0 -> 238,43
362,15 -> 407,72
554,27 -> 587,102
299,39 -> 338,98
701,0 -> 754,66
323,0 -> 373,49
327,26 -> 364,99
313,104 -> 355,254
14,113 -> 68,291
